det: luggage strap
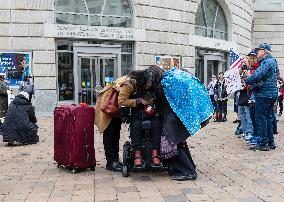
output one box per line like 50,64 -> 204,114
84,128 -> 90,163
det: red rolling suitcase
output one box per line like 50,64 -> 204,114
54,105 -> 96,173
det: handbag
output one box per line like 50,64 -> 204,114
101,88 -> 119,116
160,135 -> 178,160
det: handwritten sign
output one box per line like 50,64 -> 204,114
44,24 -> 145,41
0,52 -> 31,86
224,67 -> 243,94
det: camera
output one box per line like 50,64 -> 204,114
248,99 -> 255,106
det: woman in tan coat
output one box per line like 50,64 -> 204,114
95,66 -> 163,171
95,76 -> 130,172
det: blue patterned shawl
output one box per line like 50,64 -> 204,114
162,68 -> 213,136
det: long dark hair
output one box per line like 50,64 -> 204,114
128,65 -> 162,97
128,70 -> 146,96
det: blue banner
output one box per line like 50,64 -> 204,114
0,52 -> 31,86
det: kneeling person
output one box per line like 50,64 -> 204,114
2,91 -> 39,145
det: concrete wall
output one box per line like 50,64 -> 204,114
253,0 -> 284,76
134,0 -> 196,69
229,0 -> 255,54
0,0 -> 57,115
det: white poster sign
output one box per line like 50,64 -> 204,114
224,67 -> 243,94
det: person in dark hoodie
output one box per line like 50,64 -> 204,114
214,72 -> 228,122
2,91 -> 38,146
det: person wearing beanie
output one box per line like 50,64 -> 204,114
2,91 -> 38,146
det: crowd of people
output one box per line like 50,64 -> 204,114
208,43 -> 280,151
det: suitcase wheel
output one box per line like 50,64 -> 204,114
57,164 -> 62,168
90,165 -> 96,171
72,169 -> 78,174
122,165 -> 129,177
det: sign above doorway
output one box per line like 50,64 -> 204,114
44,24 -> 146,41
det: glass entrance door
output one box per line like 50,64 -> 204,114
78,56 -> 117,105
207,60 -> 219,84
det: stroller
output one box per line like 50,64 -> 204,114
120,107 -> 168,177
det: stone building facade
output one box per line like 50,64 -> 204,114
0,0 -> 268,115
253,0 -> 284,76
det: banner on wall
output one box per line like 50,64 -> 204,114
155,56 -> 181,71
0,52 -> 32,86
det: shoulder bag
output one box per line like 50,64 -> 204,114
101,88 -> 119,116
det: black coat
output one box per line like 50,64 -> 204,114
214,80 -> 228,99
156,84 -> 197,177
155,85 -> 190,145
2,95 -> 38,144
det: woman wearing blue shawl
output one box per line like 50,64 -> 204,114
156,68 -> 213,181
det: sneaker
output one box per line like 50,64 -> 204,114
248,136 -> 258,145
244,134 -> 253,142
234,127 -> 243,136
268,143 -> 276,150
250,145 -> 270,151
269,145 -> 276,150
245,135 -> 253,142
233,119 -> 240,124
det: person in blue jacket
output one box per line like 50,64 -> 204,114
244,43 -> 279,151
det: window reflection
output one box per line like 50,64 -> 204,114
56,13 -> 88,25
57,0 -> 87,13
56,0 -> 132,28
195,0 -> 228,40
58,52 -> 74,101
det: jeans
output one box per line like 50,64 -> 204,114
249,105 -> 257,137
103,117 -> 121,163
278,95 -> 283,114
255,97 -> 276,147
238,106 -> 253,135
130,117 -> 162,150
272,112 -> 277,133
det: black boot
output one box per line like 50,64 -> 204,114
106,161 -> 122,172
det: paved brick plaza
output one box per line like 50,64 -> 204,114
0,112 -> 284,202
